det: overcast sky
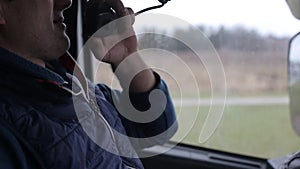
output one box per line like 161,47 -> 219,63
122,0 -> 300,37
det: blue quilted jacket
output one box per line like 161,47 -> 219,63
0,48 -> 177,169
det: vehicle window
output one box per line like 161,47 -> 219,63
91,0 -> 300,159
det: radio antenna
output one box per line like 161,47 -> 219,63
135,0 -> 171,16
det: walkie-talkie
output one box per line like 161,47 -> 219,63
83,0 -> 171,41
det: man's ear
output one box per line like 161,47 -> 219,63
0,5 -> 6,25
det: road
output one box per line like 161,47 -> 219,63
173,96 -> 289,106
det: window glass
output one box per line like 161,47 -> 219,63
93,0 -> 300,158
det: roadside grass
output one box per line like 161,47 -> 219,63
171,104 -> 300,159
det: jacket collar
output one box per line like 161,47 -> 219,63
0,48 -> 89,100
0,47 -> 66,85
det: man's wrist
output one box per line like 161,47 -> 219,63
113,52 -> 156,93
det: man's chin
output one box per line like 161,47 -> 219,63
57,37 -> 71,57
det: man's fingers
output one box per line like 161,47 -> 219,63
125,7 -> 135,25
126,7 -> 134,15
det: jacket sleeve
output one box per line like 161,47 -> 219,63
96,72 -> 178,148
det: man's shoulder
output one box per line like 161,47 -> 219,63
0,92 -> 32,125
0,121 -> 24,169
0,120 -> 43,169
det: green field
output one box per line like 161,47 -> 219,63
171,104 -> 300,159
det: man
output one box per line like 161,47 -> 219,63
0,0 -> 177,168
